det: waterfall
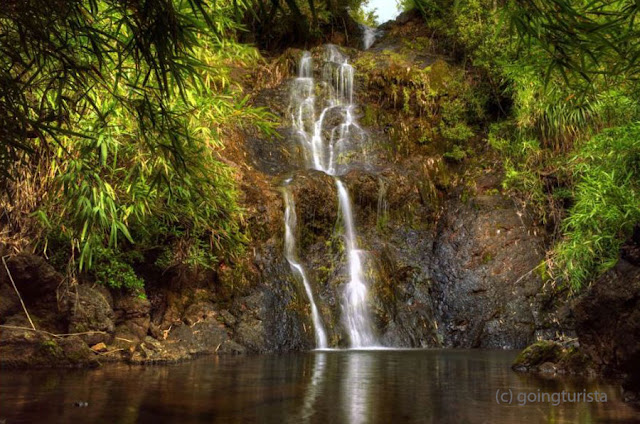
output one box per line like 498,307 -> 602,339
336,180 -> 376,347
283,183 -> 328,349
284,46 -> 379,349
361,25 -> 380,50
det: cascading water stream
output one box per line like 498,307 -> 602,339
283,183 -> 328,350
336,180 -> 376,347
361,25 -> 380,50
284,45 -> 379,349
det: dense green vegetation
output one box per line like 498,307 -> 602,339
0,0 -> 279,293
405,0 -> 639,289
245,0 -> 376,48
1,0 -> 637,294
0,0 -> 376,294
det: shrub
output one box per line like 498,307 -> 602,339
554,124 -> 640,289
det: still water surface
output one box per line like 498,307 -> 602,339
2,349 -> 639,423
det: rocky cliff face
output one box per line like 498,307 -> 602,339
1,12 -> 570,365
219,13 -> 568,351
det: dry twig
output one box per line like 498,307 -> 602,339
2,255 -> 36,330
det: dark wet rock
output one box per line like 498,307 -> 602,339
232,246 -> 315,352
342,167 -> 425,226
113,293 -> 151,342
0,254 -> 62,300
68,285 -> 115,346
368,229 -> 440,347
0,326 -> 98,368
233,319 -> 265,352
573,259 -> 640,402
288,170 -> 338,249
244,134 -> 293,176
217,340 -> 246,355
430,195 -> 550,349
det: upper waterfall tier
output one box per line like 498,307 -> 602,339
289,46 -> 367,176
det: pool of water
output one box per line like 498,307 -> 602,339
1,349 -> 639,423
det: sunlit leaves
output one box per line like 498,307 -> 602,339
1,0 -> 277,278
554,123 -> 640,289
510,0 -> 640,93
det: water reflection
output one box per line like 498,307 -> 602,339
300,353 -> 326,422
1,350 -> 639,424
343,352 -> 374,424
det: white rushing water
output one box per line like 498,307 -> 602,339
336,180 -> 377,347
361,25 -> 380,50
284,46 -> 379,348
283,183 -> 329,349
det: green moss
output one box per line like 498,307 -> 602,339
443,145 -> 467,162
512,340 -> 562,369
535,260 -> 551,282
400,37 -> 433,54
361,105 -> 377,127
39,340 -> 63,359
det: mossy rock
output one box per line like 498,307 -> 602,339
512,340 -> 563,372
513,340 -> 596,375
557,346 -> 596,373
39,340 -> 64,359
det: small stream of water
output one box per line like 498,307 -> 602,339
283,182 -> 328,349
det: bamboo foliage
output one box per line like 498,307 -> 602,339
1,0 -> 277,273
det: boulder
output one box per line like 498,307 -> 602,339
0,254 -> 67,331
573,259 -> 640,402
68,284 -> 115,345
0,254 -> 62,300
113,293 -> 151,342
511,340 -> 595,375
0,322 -> 98,368
0,281 -> 20,320
183,301 -> 217,326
